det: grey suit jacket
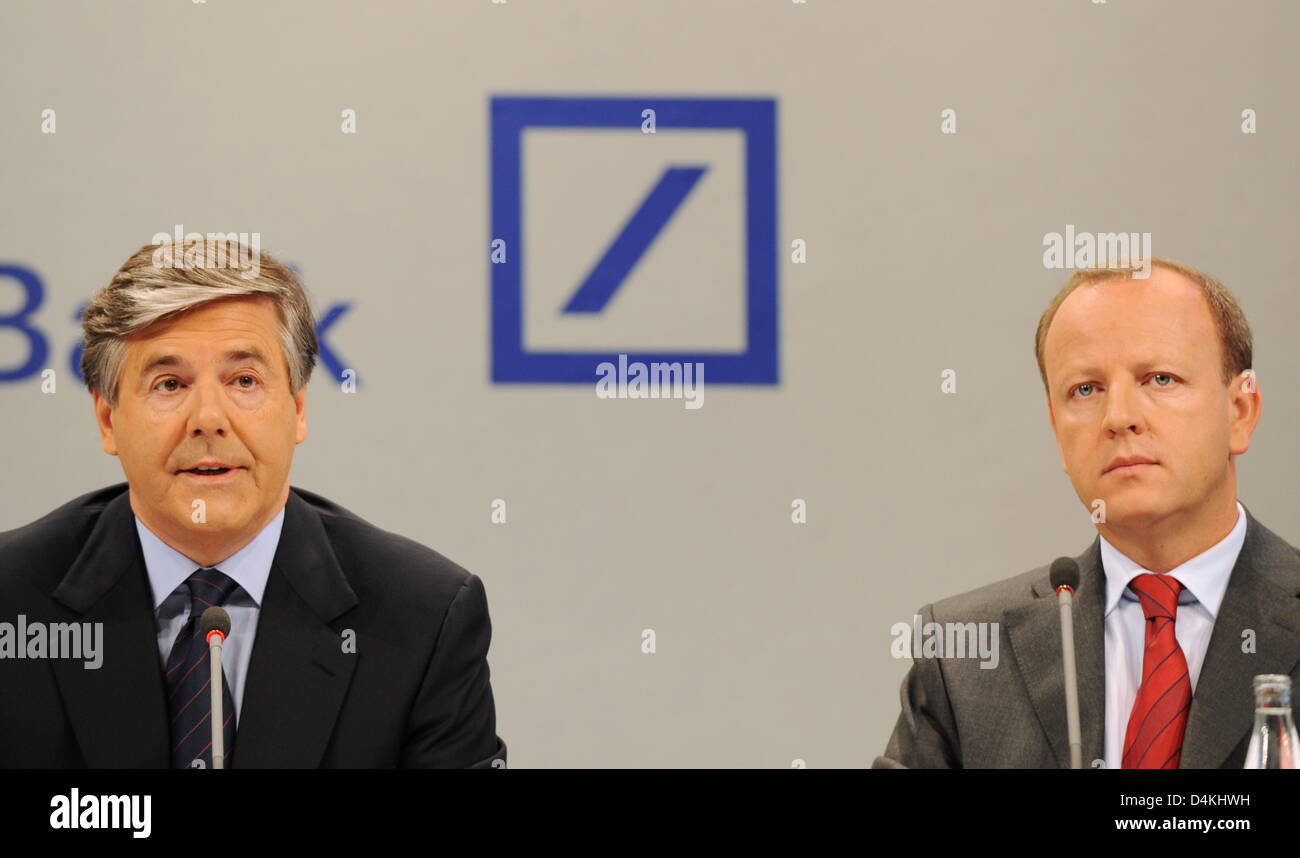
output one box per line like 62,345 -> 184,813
874,502 -> 1300,768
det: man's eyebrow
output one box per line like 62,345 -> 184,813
223,348 -> 272,368
138,354 -> 184,376
138,349 -> 273,376
1057,359 -> 1183,380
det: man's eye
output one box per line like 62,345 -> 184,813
236,375 -> 258,389
155,378 -> 181,392
1071,375 -> 1175,399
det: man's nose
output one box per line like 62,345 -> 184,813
186,376 -> 229,436
1103,381 -> 1144,434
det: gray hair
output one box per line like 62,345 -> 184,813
81,240 -> 318,407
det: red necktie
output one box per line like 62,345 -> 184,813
1122,573 -> 1192,768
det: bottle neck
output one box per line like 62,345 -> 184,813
1252,686 -> 1297,733
1254,680 -> 1292,711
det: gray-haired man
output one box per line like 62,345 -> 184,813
0,240 -> 506,769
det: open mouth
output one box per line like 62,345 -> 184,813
178,466 -> 243,481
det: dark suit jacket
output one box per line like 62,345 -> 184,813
0,483 -> 507,768
875,501 -> 1300,768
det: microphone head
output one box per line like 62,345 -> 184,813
1050,557 -> 1080,592
200,606 -> 232,641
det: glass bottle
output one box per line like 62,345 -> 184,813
1244,674 -> 1300,769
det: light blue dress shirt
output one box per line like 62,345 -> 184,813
1101,500 -> 1246,769
134,506 -> 285,724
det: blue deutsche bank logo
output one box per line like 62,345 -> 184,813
489,96 -> 778,384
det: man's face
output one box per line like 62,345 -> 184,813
93,295 -> 307,552
1044,267 -> 1258,529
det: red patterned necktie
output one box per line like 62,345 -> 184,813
1122,573 -> 1192,769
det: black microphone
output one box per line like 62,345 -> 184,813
1050,557 -> 1083,769
199,607 -> 232,770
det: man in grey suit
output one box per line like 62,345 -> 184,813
876,258 -> 1298,769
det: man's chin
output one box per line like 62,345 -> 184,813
166,497 -> 253,532
1093,496 -> 1173,530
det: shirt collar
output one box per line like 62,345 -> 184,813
134,506 -> 285,611
1100,500 -> 1246,619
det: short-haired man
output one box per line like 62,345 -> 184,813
0,240 -> 506,768
876,259 -> 1298,769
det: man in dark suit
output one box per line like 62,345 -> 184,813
876,258 -> 1293,768
0,239 -> 506,768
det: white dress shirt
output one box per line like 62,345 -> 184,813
1101,500 -> 1246,769
134,507 -> 285,723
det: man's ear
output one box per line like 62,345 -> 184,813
92,390 -> 118,456
294,386 -> 308,444
1228,370 -> 1261,457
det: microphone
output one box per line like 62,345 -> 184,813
199,607 -> 232,770
1050,557 -> 1083,769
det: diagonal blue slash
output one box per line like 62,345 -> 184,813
562,165 -> 707,314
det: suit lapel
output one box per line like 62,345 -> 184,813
233,489 -> 359,767
1004,537 -> 1106,768
49,489 -> 170,767
1181,505 -> 1300,768
1007,505 -> 1300,770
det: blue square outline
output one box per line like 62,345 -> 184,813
490,96 -> 778,384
